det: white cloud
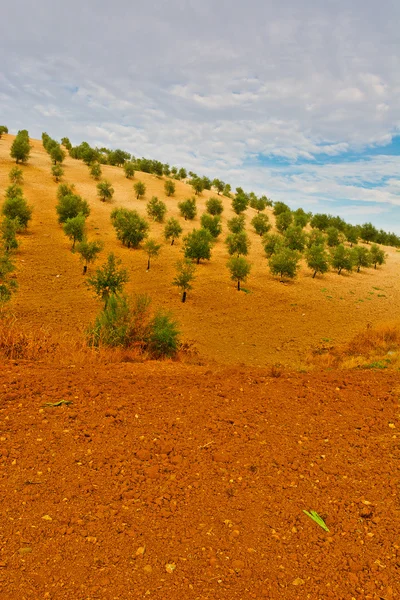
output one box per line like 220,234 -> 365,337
1,0 -> 400,230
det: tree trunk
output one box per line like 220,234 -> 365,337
182,291 -> 187,303
147,258 -> 150,271
197,258 -> 200,264
374,263 -> 377,269
237,280 -> 241,291
357,265 -> 360,273
83,265 -> 87,274
313,270 -> 317,278
338,267 -> 342,274
171,239 -> 175,246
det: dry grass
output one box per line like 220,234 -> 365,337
307,322 -> 400,369
0,312 -> 201,365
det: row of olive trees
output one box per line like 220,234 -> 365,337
0,167 -> 33,305
55,183 -> 103,273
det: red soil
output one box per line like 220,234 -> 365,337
1,361 -> 399,599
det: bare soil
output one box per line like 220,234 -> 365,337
1,361 -> 399,599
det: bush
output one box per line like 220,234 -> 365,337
87,293 -> 180,358
56,194 -> 90,224
147,310 -> 180,358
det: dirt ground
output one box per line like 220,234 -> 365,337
1,135 -> 400,599
1,361 -> 399,599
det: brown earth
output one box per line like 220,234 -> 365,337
0,135 -> 400,599
1,361 -> 399,599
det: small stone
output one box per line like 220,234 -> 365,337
389,423 -> 396,429
19,548 -> 32,555
42,515 -> 52,521
136,546 -> 146,557
292,577 -> 305,586
232,559 -> 245,570
143,565 -> 152,574
165,562 -> 176,573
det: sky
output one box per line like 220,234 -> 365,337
1,0 -> 400,232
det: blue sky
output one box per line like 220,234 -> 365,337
1,0 -> 400,232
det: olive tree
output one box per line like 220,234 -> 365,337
225,231 -> 250,256
87,253 -> 129,307
206,197 -> 223,215
172,259 -> 196,302
330,244 -> 354,274
268,247 -> 300,281
56,194 -> 90,224
146,196 -> 167,222
227,256 -> 251,291
369,244 -> 386,269
2,195 -> 32,230
143,239 -> 162,270
111,208 -> 149,249
351,245 -> 371,272
306,244 -> 330,278
76,239 -> 104,274
178,198 -> 197,221
123,162 -> 135,178
183,228 -> 213,264
251,213 -> 271,236
52,164 -> 64,182
9,167 -> 23,185
164,180 -> 176,197
200,213 -> 222,239
134,181 -> 146,199
63,214 -> 86,249
90,162 -> 102,180
164,218 -> 183,245
97,180 -> 114,202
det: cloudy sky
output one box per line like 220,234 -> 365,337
2,0 -> 400,231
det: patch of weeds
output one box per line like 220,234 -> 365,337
362,359 -> 391,369
321,337 -> 332,342
372,286 -> 382,290
357,299 -> 364,303
368,291 -> 374,295
320,287 -> 328,293
349,290 -> 355,295
377,294 -> 387,298
240,287 -> 252,294
326,295 -> 333,299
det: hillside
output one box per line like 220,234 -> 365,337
1,134 -> 400,367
